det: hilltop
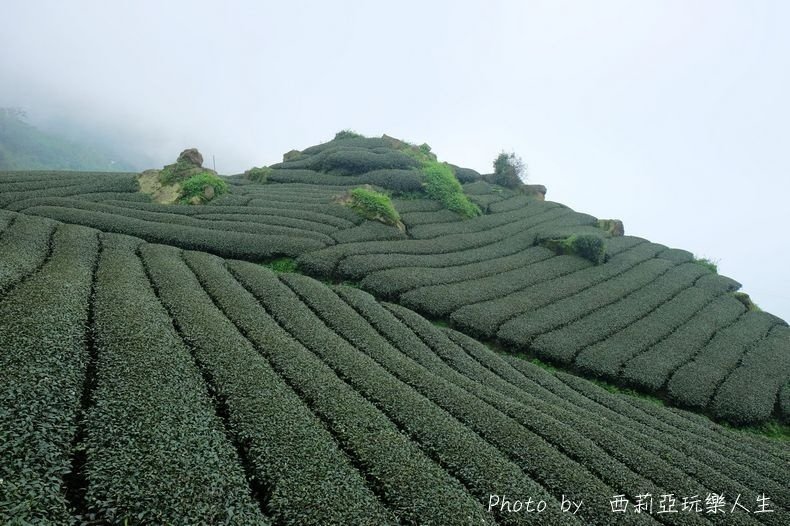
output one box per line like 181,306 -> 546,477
0,131 -> 788,524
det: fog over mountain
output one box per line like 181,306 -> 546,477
1,0 -> 788,318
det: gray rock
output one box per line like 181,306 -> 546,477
177,148 -> 203,167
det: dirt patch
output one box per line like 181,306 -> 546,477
137,169 -> 181,204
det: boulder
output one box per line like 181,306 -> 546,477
524,184 -> 547,200
177,148 -> 203,167
597,219 -> 625,237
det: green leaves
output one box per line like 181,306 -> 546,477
347,187 -> 400,226
179,171 -> 229,204
421,160 -> 481,218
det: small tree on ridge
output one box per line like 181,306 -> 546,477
491,151 -> 526,189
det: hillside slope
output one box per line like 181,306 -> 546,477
0,110 -> 137,171
1,133 -> 787,428
0,209 -> 787,524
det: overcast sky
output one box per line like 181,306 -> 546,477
1,0 -> 788,320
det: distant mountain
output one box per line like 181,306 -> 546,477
0,108 -> 138,171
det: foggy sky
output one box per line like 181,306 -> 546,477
1,0 -> 788,320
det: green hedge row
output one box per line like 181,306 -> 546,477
71,192 -> 151,203
655,248 -> 694,264
239,181 -> 351,192
452,241 -> 669,338
240,189 -> 336,202
82,234 -> 264,524
399,209 -> 463,228
15,198 -> 338,244
337,228 -> 539,281
267,168 -> 425,193
712,326 -> 790,424
110,199 -> 360,228
619,294 -> 747,392
401,254 -> 587,318
408,203 -> 559,239
299,136 -> 393,156
605,235 -> 648,256
489,195 -> 535,213
238,183 -> 347,198
244,192 -> 350,208
245,191 -> 338,203
467,192 -> 506,210
23,206 -> 325,260
361,246 -> 557,299
296,278 -> 654,525
0,175 -> 97,193
0,170 -> 75,182
205,194 -> 254,206
275,146 -> 420,176
459,324 -> 782,524
0,224 -> 98,525
66,199 -> 351,235
245,200 -> 365,224
269,272 -> 577,526
534,262 -> 713,365
571,274 -> 739,379
0,171 -> 136,186
385,306 -> 752,526
552,372 -> 790,503
447,332 -> 786,515
297,205 -> 576,276
0,214 -> 55,294
331,210 -> 600,287
667,311 -> 786,410
330,221 -> 406,243
140,245 -> 394,525
193,212 -> 341,236
187,255 -> 491,525
498,258 -> 676,349
391,198 -> 443,212
0,175 -> 138,208
499,357 -> 790,512
452,330 -> 788,496
339,289 -> 668,526
462,180 -> 514,196
450,165 -> 483,183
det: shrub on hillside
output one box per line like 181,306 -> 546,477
422,161 -> 481,218
334,129 -> 365,140
347,187 -> 401,226
490,151 -> 526,189
180,172 -> 229,204
693,256 -> 718,274
159,159 -> 204,185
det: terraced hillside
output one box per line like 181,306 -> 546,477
1,133 -> 788,523
0,210 -> 787,524
301,204 -> 789,426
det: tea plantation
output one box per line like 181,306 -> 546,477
0,133 -> 788,524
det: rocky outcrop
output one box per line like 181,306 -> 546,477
177,148 -> 204,167
524,184 -> 547,200
597,219 -> 625,237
